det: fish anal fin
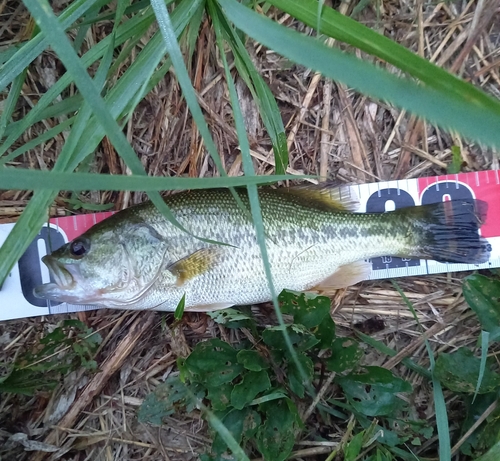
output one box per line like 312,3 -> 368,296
168,248 -> 221,286
186,302 -> 234,312
308,260 -> 372,294
279,183 -> 359,212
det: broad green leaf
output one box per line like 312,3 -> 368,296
204,407 -> 251,461
337,367 -> 412,417
184,339 -> 244,388
287,352 -> 314,398
435,347 -> 500,394
237,350 -> 269,372
262,324 -> 318,352
279,290 -> 330,329
256,398 -> 300,461
475,441 -> 500,461
138,375 -> 190,424
262,325 -> 299,351
208,308 -> 255,329
0,369 -> 58,396
345,432 -> 364,461
326,337 -> 363,373
460,392 -> 499,457
231,370 -> 271,410
210,408 -> 258,457
314,314 -> 336,349
463,274 -> 500,341
207,383 -> 233,411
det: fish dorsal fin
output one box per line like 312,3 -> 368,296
308,260 -> 371,294
275,183 -> 359,212
167,248 -> 221,286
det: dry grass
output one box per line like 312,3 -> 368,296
1,0 -> 500,460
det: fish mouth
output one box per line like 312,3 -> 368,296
33,255 -> 77,300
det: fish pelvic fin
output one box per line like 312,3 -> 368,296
168,248 -> 221,286
275,183 -> 360,212
406,199 -> 490,264
308,260 -> 372,294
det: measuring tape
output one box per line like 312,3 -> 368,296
1,170 -> 498,321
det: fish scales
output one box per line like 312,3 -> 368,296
130,190 -> 408,307
34,187 -> 490,311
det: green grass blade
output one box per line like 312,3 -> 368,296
0,118 -> 74,166
0,9 -> 155,157
0,168 -> 299,191
20,0 -> 156,171
268,0 -> 500,115
392,281 -> 451,461
474,331 -> 490,403
210,2 -> 288,174
0,0 -> 206,286
210,0 -> 313,409
150,0 -> 255,224
355,331 -> 432,379
204,407 -> 251,461
0,24 -> 115,289
0,0 -> 100,92
79,0 -> 151,25
150,0 -> 228,178
0,68 -> 27,141
217,0 -> 500,149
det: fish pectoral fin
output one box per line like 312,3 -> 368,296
278,183 -> 359,212
309,260 -> 372,293
167,248 -> 221,286
186,302 -> 234,312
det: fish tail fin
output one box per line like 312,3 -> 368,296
407,199 -> 490,264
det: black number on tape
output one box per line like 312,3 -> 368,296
18,226 -> 66,307
366,188 -> 421,270
420,181 -> 474,205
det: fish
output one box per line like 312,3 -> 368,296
33,186 -> 490,312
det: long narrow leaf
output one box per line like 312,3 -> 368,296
210,0 -> 314,408
0,9 -> 155,157
150,0 -> 228,176
269,0 -> 500,115
0,168 -> 299,191
217,0 -> 500,149
0,0 -> 201,286
211,3 -> 288,174
0,0 -> 99,92
392,281 -> 451,461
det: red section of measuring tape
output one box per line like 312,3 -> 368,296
50,211 -> 114,241
417,170 -> 500,238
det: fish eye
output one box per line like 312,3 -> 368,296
69,237 -> 91,258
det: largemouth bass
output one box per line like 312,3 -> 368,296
34,186 -> 490,311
